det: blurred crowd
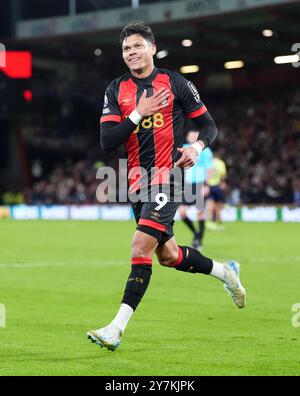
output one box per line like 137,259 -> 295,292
25,160 -> 101,205
213,88 -> 300,205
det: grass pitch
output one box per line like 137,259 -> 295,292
0,220 -> 299,376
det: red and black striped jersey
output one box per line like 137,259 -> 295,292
100,67 -> 208,192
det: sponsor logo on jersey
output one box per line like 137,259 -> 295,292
120,98 -> 134,107
151,211 -> 161,219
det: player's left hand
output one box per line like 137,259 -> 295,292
174,147 -> 198,169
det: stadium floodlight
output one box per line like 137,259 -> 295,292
224,60 -> 244,70
180,65 -> 199,74
156,50 -> 169,59
262,29 -> 274,37
94,48 -> 102,56
182,39 -> 193,47
274,55 -> 300,64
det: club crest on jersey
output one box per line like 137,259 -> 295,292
187,81 -> 200,103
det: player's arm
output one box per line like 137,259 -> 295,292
222,161 -> 227,181
220,160 -> 227,189
100,83 -> 134,152
177,74 -> 218,149
101,88 -> 170,152
175,75 -> 218,168
205,149 -> 214,181
175,113 -> 218,168
101,118 -> 138,152
189,111 -> 218,149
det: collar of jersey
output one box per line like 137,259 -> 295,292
130,67 -> 158,84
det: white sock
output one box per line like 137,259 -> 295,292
111,303 -> 134,333
210,261 -> 226,282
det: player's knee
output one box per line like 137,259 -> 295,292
131,240 -> 146,258
131,238 -> 153,258
157,250 -> 179,267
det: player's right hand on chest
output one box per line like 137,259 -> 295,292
136,88 -> 170,117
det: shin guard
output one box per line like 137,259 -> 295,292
173,247 -> 213,275
121,259 -> 152,311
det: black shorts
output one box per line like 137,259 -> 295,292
208,185 -> 225,203
131,187 -> 181,246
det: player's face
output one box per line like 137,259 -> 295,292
122,34 -> 156,73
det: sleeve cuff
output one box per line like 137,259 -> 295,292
129,109 -> 143,125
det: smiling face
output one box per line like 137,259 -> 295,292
122,34 -> 156,76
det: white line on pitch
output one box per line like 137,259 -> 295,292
0,256 -> 300,270
0,260 -> 128,269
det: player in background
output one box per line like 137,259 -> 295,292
179,130 -> 213,250
206,151 -> 227,230
87,23 -> 246,351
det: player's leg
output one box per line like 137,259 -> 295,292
179,204 -> 197,239
196,208 -> 205,248
156,236 -> 216,276
205,188 -> 214,222
87,230 -> 158,351
156,236 -> 246,309
215,201 -> 224,230
206,196 -> 217,230
87,200 -> 158,351
122,229 -> 158,313
193,183 -> 206,249
215,187 -> 225,229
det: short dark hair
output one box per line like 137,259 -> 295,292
120,22 -> 155,46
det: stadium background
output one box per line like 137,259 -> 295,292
0,0 -> 300,377
0,0 -> 300,221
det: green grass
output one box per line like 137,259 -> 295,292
0,220 -> 299,376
